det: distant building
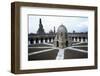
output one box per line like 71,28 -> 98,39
28,19 -> 88,47
49,30 -> 54,34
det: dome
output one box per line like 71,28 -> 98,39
57,24 -> 67,33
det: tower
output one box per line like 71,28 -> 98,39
37,18 -> 45,35
54,26 -> 55,34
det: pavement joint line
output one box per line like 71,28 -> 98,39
28,48 -> 55,56
67,47 -> 88,53
71,45 -> 88,47
72,42 -> 87,45
29,47 -> 52,48
29,47 -> 59,50
43,43 -> 53,46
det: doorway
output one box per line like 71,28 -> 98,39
66,41 -> 68,47
57,41 -> 59,47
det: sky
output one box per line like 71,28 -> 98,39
28,15 -> 88,34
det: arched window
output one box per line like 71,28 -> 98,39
45,38 -> 47,43
48,38 -> 51,42
41,38 -> 43,43
72,37 -> 74,41
30,38 -> 33,44
83,37 -> 85,42
79,37 -> 81,41
75,37 -> 77,41
36,38 -> 39,43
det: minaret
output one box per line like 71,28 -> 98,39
54,26 -> 55,34
37,18 -> 45,34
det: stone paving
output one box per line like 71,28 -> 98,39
28,42 -> 88,60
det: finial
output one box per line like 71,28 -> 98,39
39,18 -> 42,24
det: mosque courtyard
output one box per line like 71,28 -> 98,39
28,42 -> 88,61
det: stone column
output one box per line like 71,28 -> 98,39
34,40 -> 36,44
51,38 -> 53,43
43,39 -> 45,43
28,41 -> 30,45
47,39 -> 49,43
39,40 -> 41,44
81,37 -> 83,42
74,37 -> 76,42
85,38 -> 87,42
77,37 -> 79,42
